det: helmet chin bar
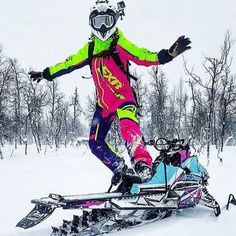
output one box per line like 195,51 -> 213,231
91,26 -> 117,41
99,25 -> 109,38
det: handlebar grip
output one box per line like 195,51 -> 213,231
171,139 -> 184,144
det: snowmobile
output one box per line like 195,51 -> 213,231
17,138 -> 234,235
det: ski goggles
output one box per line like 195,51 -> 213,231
90,9 -> 118,31
91,14 -> 115,29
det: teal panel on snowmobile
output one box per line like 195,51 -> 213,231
131,162 -> 184,194
181,155 -> 207,176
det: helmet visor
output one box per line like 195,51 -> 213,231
91,14 -> 115,29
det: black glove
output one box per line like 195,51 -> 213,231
168,36 -> 191,58
158,36 -> 191,65
28,71 -> 44,83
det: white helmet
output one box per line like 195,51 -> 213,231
89,0 -> 122,41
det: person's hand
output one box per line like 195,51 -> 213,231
168,36 -> 191,58
28,71 -> 44,83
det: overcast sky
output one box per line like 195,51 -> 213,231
0,0 -> 236,102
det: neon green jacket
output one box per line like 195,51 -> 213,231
43,29 -> 164,116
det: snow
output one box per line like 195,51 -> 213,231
0,145 -> 236,236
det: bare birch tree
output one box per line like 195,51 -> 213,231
184,31 -> 234,164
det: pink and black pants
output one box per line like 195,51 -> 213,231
89,103 -> 152,174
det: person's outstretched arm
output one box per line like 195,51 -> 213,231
117,30 -> 191,66
29,42 -> 89,82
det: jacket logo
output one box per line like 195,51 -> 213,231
97,66 -> 123,90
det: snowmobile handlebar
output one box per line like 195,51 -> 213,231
145,138 -> 185,152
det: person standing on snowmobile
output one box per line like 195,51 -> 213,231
29,0 -> 191,185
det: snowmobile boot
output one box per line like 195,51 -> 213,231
135,161 -> 153,183
111,164 -> 128,186
111,164 -> 142,187
115,168 -> 142,193
123,168 -> 142,184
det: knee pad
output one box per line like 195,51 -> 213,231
117,104 -> 139,123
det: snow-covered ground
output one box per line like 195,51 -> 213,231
0,144 -> 236,236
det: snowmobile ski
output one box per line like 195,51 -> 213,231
16,203 -> 56,229
226,194 -> 236,210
